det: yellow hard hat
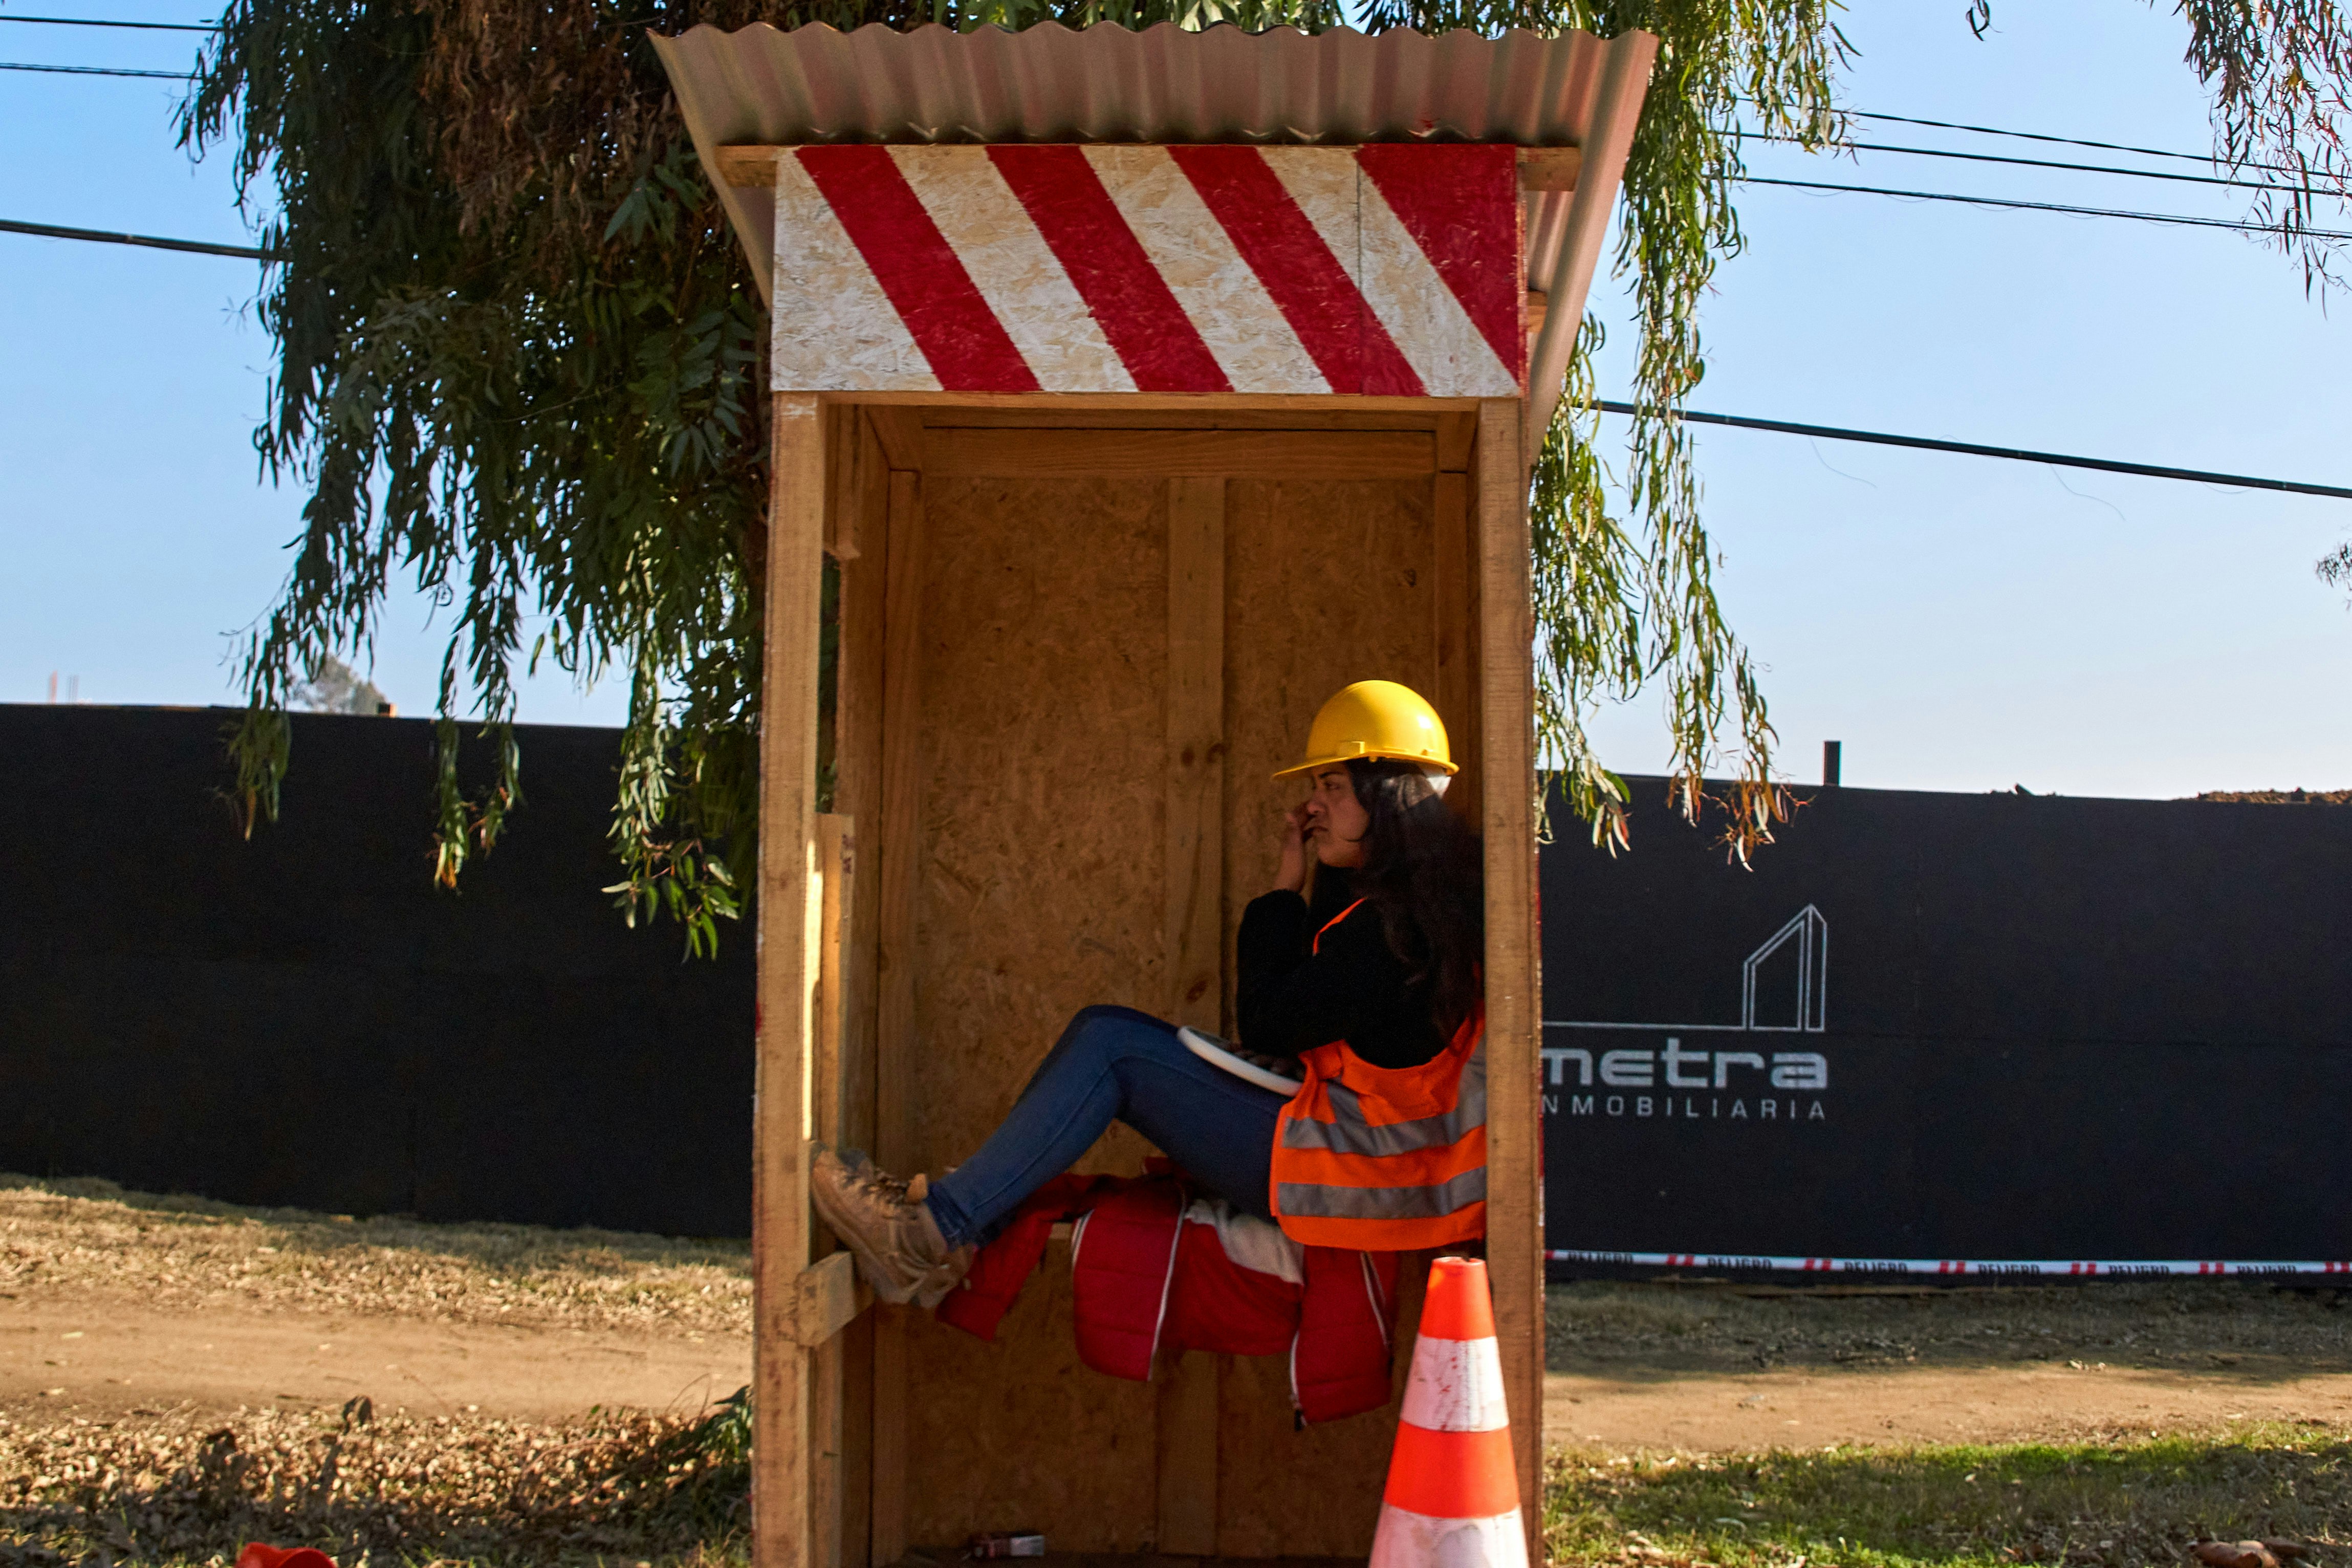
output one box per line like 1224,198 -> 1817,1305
1273,680 -> 1455,780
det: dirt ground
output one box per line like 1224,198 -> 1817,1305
1546,1279 -> 2352,1451
0,1175 -> 752,1426
9,1173 -> 2351,1454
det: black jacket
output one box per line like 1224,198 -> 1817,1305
1234,875 -> 1448,1070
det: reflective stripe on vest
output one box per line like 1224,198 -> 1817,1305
1276,1164 -> 1488,1222
1280,1043 -> 1486,1158
1267,898 -> 1487,1250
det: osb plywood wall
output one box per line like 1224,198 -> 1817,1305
1217,477 -> 1440,1558
901,470 -> 1440,1555
906,474 -> 1169,1181
905,475 -> 1167,1551
1224,476 -> 1440,1024
907,1241 -> 1161,1548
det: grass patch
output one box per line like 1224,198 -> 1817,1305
1547,1427 -> 2351,1568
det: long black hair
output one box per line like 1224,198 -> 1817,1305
1341,758 -> 1485,1037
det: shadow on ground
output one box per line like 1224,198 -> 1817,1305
1549,1281 -> 2352,1385
3,1174 -> 749,1274
0,1174 -> 750,1338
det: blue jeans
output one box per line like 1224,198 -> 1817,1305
923,1005 -> 1287,1250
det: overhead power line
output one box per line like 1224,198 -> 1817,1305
1741,176 -> 2352,242
1744,133 -> 2332,195
5,211 -> 2341,499
0,58 -> 186,75
0,13 -> 214,28
1739,97 -> 2217,165
1846,107 -> 2230,168
1592,400 -> 2352,502
1744,101 -> 2330,181
0,216 -> 262,259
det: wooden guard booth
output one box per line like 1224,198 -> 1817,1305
652,21 -> 1656,1568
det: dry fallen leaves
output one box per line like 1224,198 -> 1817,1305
0,1175 -> 749,1338
0,1402 -> 749,1568
2193,1541 -> 2318,1568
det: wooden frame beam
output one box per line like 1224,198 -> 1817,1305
1472,396 -> 1543,1562
923,427 -> 1434,480
922,407 -> 1447,433
753,391 -> 830,1568
1157,474 -> 1227,1557
716,145 -> 782,187
823,406 -> 864,561
796,1248 -> 869,1345
867,466 -> 927,1568
1432,470 -> 1480,823
848,391 -> 1480,415
1516,146 -> 1583,191
1435,412 -> 1478,474
1163,474 -> 1228,1041
830,414 -> 894,1568
866,407 -> 925,472
807,811 -> 857,1568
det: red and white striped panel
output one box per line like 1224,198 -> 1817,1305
770,144 -> 1525,397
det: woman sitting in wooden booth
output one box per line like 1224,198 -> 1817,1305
812,680 -> 1488,1306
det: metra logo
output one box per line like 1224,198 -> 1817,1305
1540,905 -> 1832,1126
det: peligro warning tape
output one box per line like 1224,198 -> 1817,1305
1547,1251 -> 2352,1278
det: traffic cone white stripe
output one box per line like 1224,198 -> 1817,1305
1373,1256 -> 1525,1568
1400,1332 -> 1510,1432
1368,1506 -> 1530,1568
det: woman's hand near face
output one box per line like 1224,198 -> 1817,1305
1275,804 -> 1309,895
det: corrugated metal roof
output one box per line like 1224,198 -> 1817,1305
651,20 -> 1656,431
652,20 -> 1635,147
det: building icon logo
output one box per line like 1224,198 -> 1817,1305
1541,906 -> 1832,1122
1547,903 -> 1828,1035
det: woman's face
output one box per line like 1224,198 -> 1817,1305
1301,765 -> 1369,868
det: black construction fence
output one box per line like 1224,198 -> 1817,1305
1539,775 -> 2352,1276
5,706 -> 2347,1265
0,705 -> 754,1237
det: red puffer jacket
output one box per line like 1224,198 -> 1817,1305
935,1171 -> 1399,1426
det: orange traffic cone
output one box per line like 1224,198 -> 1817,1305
237,1547 -> 338,1568
1369,1255 -> 1526,1568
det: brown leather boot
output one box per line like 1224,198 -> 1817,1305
810,1144 -> 972,1309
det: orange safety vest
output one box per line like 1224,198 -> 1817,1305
1268,899 -> 1487,1251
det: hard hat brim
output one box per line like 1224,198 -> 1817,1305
1272,748 -> 1462,782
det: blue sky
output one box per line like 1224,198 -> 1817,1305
3,0 -> 2347,797
1578,2 -> 2352,798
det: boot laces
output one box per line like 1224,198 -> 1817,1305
842,1157 -> 918,1211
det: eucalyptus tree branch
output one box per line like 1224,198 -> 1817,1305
1963,1 -> 2352,290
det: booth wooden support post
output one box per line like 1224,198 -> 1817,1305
808,809 -> 858,1568
753,394 -> 872,1568
1474,396 -> 1544,1545
752,393 -> 826,1568
1159,472 -> 1228,1556
866,459 -> 924,1568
